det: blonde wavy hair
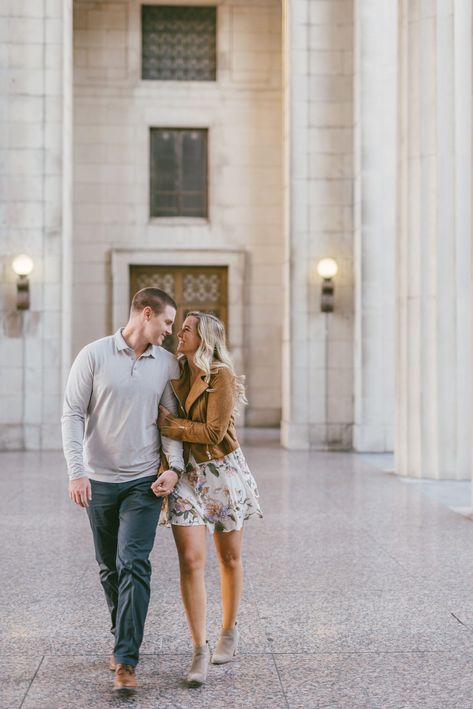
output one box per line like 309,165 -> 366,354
181,311 -> 247,408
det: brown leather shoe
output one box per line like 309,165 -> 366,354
109,656 -> 116,671
113,664 -> 137,691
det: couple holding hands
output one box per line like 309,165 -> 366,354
61,288 -> 261,691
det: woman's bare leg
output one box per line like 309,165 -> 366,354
213,529 -> 244,629
172,524 -> 207,645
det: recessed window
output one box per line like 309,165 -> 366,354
150,128 -> 208,218
142,5 -> 217,81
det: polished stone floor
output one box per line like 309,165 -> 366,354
3,437 -> 473,708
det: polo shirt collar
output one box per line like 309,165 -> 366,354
115,329 -> 130,351
114,329 -> 156,358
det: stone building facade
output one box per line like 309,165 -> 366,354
1,0 -> 471,484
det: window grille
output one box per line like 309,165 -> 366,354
142,5 -> 217,81
150,128 -> 208,218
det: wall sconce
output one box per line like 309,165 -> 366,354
317,258 -> 338,313
12,254 -> 34,310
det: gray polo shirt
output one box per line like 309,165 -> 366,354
61,329 -> 184,483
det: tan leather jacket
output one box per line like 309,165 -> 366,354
159,360 -> 239,464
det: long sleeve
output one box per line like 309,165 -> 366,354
160,368 -> 235,446
159,379 -> 185,469
61,346 -> 94,480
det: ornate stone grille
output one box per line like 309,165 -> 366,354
134,272 -> 176,298
183,273 -> 221,303
142,6 -> 217,81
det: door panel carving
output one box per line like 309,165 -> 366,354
130,265 -> 228,353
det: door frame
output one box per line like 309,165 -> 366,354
112,248 -> 246,383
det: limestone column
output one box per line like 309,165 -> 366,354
353,0 -> 397,452
396,0 -> 471,479
281,0 -> 311,449
281,0 -> 354,450
0,0 -> 73,449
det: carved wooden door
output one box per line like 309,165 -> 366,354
129,265 -> 228,353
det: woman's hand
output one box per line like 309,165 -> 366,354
158,405 -> 175,432
151,469 -> 178,497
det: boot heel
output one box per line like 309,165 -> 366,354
211,624 -> 239,664
186,642 -> 210,687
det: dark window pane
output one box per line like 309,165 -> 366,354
181,192 -> 206,216
142,6 -> 217,81
182,131 -> 205,190
154,133 -> 177,192
150,128 -> 207,218
153,192 -> 179,217
150,130 -> 179,216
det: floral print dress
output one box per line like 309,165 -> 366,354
165,447 -> 262,533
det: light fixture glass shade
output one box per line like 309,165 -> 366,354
12,254 -> 34,276
317,257 -> 338,279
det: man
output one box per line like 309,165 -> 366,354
61,288 -> 184,691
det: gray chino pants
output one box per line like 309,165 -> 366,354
86,475 -> 162,666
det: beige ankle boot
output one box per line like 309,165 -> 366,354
211,624 -> 239,664
186,642 -> 210,687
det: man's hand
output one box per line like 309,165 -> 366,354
69,477 -> 92,508
151,469 -> 178,497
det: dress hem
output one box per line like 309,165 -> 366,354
168,509 -> 263,534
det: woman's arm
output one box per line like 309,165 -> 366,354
158,367 -> 235,446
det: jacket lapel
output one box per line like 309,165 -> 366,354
185,371 -> 208,415
170,364 -> 190,414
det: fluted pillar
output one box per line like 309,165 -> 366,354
396,0 -> 471,478
353,0 -> 397,452
0,0 -> 73,449
281,0 -> 354,450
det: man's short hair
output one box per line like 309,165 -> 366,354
131,288 -> 177,315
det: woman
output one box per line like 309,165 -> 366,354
152,311 -> 262,687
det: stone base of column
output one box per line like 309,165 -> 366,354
0,425 -> 24,451
311,424 -> 352,451
394,455 -> 471,481
0,423 -> 63,452
353,425 -> 394,453
281,421 -> 352,451
280,421 -> 310,450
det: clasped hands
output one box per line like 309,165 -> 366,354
150,468 -> 178,498
69,469 -> 178,508
69,468 -> 178,510
151,404 -> 179,497
68,405 -> 178,507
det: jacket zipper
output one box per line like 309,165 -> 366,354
170,381 -> 186,416
171,382 -> 212,461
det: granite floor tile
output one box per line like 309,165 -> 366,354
440,598 -> 473,630
0,655 -> 43,709
263,610 -> 473,654
256,585 -> 473,654
274,651 -> 473,709
0,623 -> 54,656
48,591 -> 270,657
21,654 -> 287,709
142,598 -> 271,655
5,444 -> 473,707
249,559 -> 416,596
